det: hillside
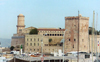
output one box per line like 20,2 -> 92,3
0,38 -> 11,47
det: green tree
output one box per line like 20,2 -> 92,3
89,27 -> 100,35
49,39 -> 52,42
29,28 -> 38,34
10,46 -> 15,51
89,30 -> 92,35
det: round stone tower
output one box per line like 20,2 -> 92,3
17,14 -> 25,34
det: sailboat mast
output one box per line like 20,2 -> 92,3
92,11 -> 95,62
96,13 -> 98,62
77,11 -> 79,62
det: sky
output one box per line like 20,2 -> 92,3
0,0 -> 100,39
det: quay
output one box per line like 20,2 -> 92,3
8,56 -> 93,62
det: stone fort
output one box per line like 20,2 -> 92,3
11,14 -> 100,53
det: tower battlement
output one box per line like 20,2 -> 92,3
65,15 -> 89,20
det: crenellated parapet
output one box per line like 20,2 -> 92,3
65,15 -> 89,20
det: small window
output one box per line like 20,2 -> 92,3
45,44 -> 48,46
47,34 -> 49,36
19,29 -> 22,31
34,49 -> 35,51
73,45 -> 74,48
37,49 -> 39,51
31,39 -> 32,41
38,43 -> 39,46
74,25 -> 76,27
34,39 -> 36,41
38,38 -> 39,41
27,43 -> 28,46
27,39 -> 28,41
34,43 -> 35,46
74,39 -> 76,41
30,43 -> 32,46
82,39 -> 84,42
69,39 -> 70,41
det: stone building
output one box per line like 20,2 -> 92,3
89,35 -> 100,53
24,34 -> 63,53
11,14 -> 64,53
24,35 -> 49,53
11,14 -> 26,51
38,28 -> 65,44
64,15 -> 89,53
12,14 -> 96,54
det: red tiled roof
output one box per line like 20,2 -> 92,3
37,29 -> 65,31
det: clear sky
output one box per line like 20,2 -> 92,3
0,0 -> 100,39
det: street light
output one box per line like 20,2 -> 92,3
63,29 -> 67,62
41,33 -> 47,57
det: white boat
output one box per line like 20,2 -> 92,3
0,57 -> 6,62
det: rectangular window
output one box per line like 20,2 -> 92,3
30,43 -> 32,46
34,39 -> 36,41
38,43 -> 39,46
27,39 -> 28,41
73,45 -> 74,48
34,43 -> 35,46
82,39 -> 84,42
31,39 -> 32,41
45,44 -> 48,46
69,39 -> 70,41
38,38 -> 39,41
34,49 -> 35,51
27,43 -> 28,46
37,49 -> 39,51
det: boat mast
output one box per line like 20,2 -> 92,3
92,11 -> 95,62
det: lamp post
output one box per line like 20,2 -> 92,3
63,29 -> 67,62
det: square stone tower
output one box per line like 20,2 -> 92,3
65,15 -> 89,53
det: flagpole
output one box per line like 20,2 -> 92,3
98,40 -> 99,61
